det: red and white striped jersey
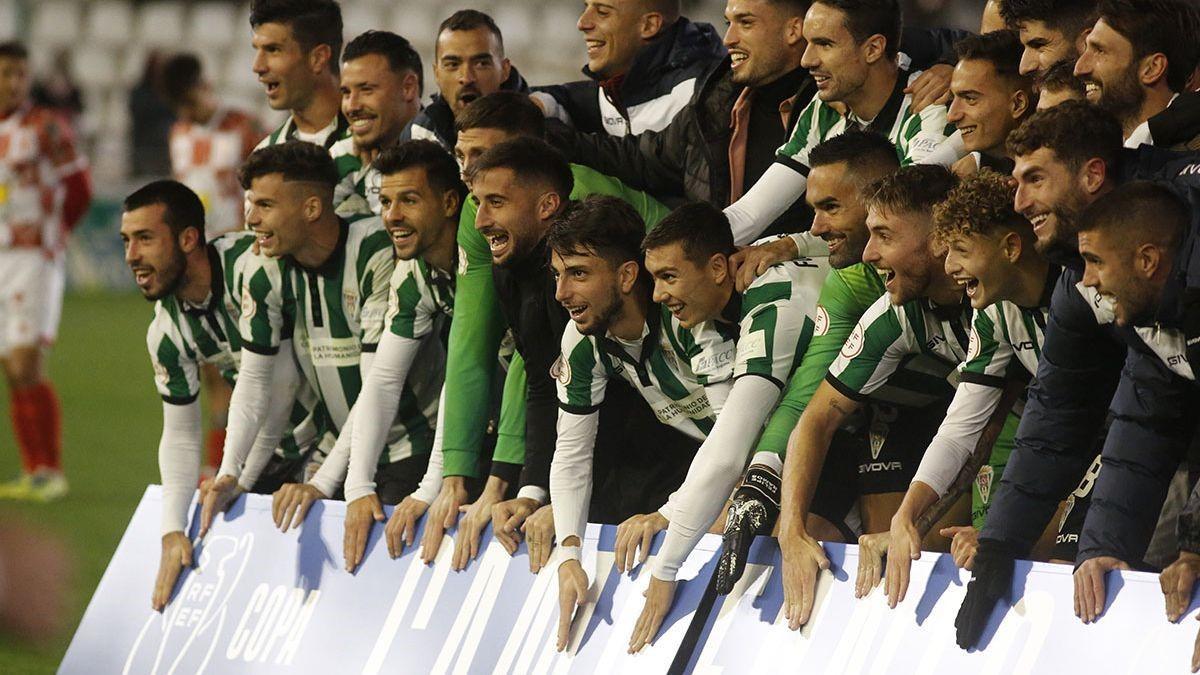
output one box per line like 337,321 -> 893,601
0,103 -> 86,253
169,108 -> 263,238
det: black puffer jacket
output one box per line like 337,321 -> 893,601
400,66 -> 530,150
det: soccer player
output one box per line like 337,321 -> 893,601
998,0 -> 1099,77
162,52 -> 265,476
402,10 -> 531,150
624,202 -> 830,652
250,0 -> 349,150
548,197 -> 719,652
532,1 -> 725,136
1035,59 -> 1088,110
1073,0 -> 1200,148
722,0 -> 956,244
304,140 -> 462,572
779,164 -> 965,632
163,53 -> 264,238
330,31 -> 423,218
946,30 -> 1035,177
422,95 -> 671,571
120,180 -> 321,611
858,173 -> 1055,606
0,41 -> 91,501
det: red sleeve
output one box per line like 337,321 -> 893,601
37,111 -> 92,232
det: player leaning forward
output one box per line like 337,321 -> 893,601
122,180 -> 323,611
548,198 -> 829,652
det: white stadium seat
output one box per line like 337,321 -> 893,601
86,1 -> 135,49
491,4 -> 533,52
70,46 -> 120,90
342,5 -> 384,41
189,2 -> 239,50
0,0 -> 19,41
30,0 -> 83,47
138,1 -> 187,49
391,5 -> 438,54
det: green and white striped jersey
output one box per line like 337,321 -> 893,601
826,292 -> 973,408
146,231 -> 324,458
254,113 -> 351,151
556,305 -> 719,441
959,299 -> 1048,385
329,136 -> 379,221
285,218 -> 437,463
387,256 -> 454,340
776,66 -> 954,174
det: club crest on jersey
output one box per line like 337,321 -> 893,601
153,361 -> 170,387
814,304 -> 830,336
551,355 -> 571,386
976,465 -> 994,505
343,290 -> 359,319
841,323 -> 865,359
240,288 -> 256,320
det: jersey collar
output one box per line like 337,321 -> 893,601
597,303 -> 663,387
180,243 -> 225,316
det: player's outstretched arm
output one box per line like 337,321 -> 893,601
452,475 -> 510,571
152,532 -> 193,612
779,381 -> 858,631
154,399 -> 203,611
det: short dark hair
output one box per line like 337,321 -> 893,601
814,0 -> 903,58
161,53 -> 203,109
0,41 -> 28,60
343,30 -> 424,95
249,0 -> 343,74
642,202 -> 736,265
1006,100 -> 1123,171
863,164 -> 957,216
455,92 -> 545,138
469,137 -> 574,199
1076,180 -> 1188,251
238,141 -> 339,192
955,30 -> 1026,81
1037,58 -> 1087,96
933,171 -> 1027,243
999,0 -> 1099,38
438,10 -> 505,53
374,140 -> 467,207
548,195 -> 647,269
808,130 -> 901,187
1097,0 -> 1200,93
124,180 -> 207,239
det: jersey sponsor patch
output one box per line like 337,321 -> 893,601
975,465 -> 994,505
306,336 -> 361,366
738,331 -> 768,362
814,304 -> 830,336
650,388 -> 712,426
693,342 -> 737,376
841,322 -> 865,358
551,354 -> 571,386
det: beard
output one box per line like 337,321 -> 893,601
141,248 -> 188,302
1095,63 -> 1146,127
576,286 -> 625,336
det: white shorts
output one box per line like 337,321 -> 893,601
0,249 -> 64,356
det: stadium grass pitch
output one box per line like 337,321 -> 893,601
0,292 -> 162,673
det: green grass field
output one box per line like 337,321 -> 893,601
0,292 -> 163,673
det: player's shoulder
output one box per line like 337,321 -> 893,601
146,298 -> 186,350
559,317 -> 597,356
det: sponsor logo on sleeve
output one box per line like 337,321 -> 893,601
814,304 -> 830,336
551,355 -> 571,386
966,327 -> 981,362
841,323 -> 865,359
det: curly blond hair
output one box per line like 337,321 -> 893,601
932,171 -> 1026,244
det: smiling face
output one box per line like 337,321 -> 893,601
1079,227 -> 1154,326
806,162 -> 870,268
1074,19 -> 1145,123
341,54 -> 416,152
724,0 -> 801,87
244,173 -> 314,258
435,28 -> 511,117
645,242 -> 730,329
1012,147 -> 1093,255
578,0 -> 649,79
472,167 -> 555,267
862,206 -> 942,305
942,230 -> 1021,309
1016,20 -> 1079,77
251,22 -> 318,111
0,55 -> 30,116
454,127 -> 515,182
551,249 -> 628,335
800,2 -> 870,103
378,166 -> 456,261
948,59 -> 1025,155
121,204 -> 190,301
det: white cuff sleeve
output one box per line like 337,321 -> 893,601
788,231 -> 829,258
529,92 -> 574,126
916,130 -> 965,168
216,349 -> 276,481
653,376 -> 780,581
550,410 -> 599,546
725,163 -> 809,246
309,406 -> 353,498
159,400 -> 203,535
910,381 -> 1003,496
409,386 -> 448,504
517,485 -> 549,504
343,330 -> 423,503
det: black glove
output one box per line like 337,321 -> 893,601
954,538 -> 1017,649
714,462 -> 782,595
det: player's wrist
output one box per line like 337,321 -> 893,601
558,547 -> 583,566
